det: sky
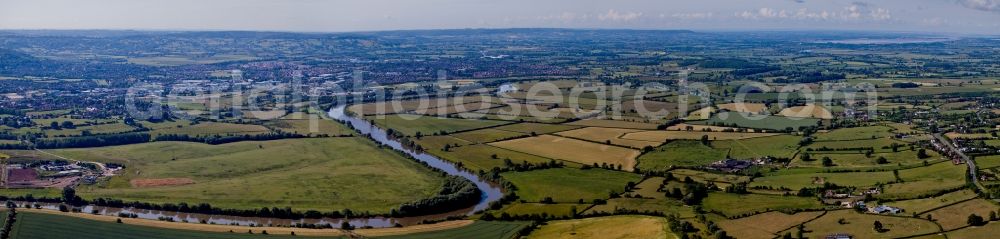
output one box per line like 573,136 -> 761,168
2,0 -> 999,34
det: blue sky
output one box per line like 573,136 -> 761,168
1,0 -> 999,34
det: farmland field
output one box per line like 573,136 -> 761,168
920,199 -> 1000,230
637,140 -> 727,171
717,211 -> 825,239
698,112 -> 819,131
784,210 -> 940,239
701,193 -> 823,217
750,171 -> 896,190
52,138 -> 446,213
621,130 -> 779,142
367,114 -> 509,136
491,122 -> 581,134
527,215 -> 670,239
885,190 -> 978,214
554,127 -> 658,148
711,135 -> 801,159
490,135 -> 640,169
150,122 -> 272,136
777,104 -> 833,119
425,144 -> 557,172
565,119 -> 660,130
500,168 -> 642,202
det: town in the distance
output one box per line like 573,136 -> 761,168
2,29 -> 1000,239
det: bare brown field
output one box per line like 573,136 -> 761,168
778,104 -> 834,119
490,135 -> 640,169
717,211 -> 825,239
686,106 -> 715,120
717,102 -> 767,114
129,178 -> 196,188
621,130 -> 779,142
554,127 -> 659,148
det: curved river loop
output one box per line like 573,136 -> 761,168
15,105 -> 503,228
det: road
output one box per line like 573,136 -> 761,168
933,133 -> 987,193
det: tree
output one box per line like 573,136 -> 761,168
990,211 -> 997,221
873,220 -> 884,232
822,157 -> 834,167
876,156 -> 889,164
969,214 -> 986,226
917,149 -> 930,159
801,153 -> 813,161
701,135 -> 710,146
61,121 -> 75,129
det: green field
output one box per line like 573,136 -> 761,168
7,212 -> 342,239
367,114 -> 509,136
701,193 -> 824,217
150,121 -> 272,136
492,123 -> 581,135
712,135 -> 801,159
378,221 -> 530,239
501,168 -> 642,203
637,140 -> 728,171
698,112 -> 819,131
750,171 -> 896,190
813,126 -> 894,141
48,137 -> 445,213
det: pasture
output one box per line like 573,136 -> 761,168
921,199 -> 1000,230
711,135 -> 802,159
490,135 -> 640,169
699,112 -> 819,131
777,104 -> 833,119
886,190 -> 978,214
500,168 -> 642,202
750,171 -> 896,190
701,193 -> 824,217
565,119 -> 660,130
491,122 -> 581,134
56,138 -> 446,213
621,130 -> 779,142
637,140 -> 727,171
785,210 -> 940,239
150,122 -> 271,136
813,126 -> 894,141
367,114 -> 509,136
717,211 -> 825,239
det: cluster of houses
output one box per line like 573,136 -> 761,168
823,188 -> 903,214
706,159 -> 767,172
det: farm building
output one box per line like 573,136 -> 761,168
869,205 -> 903,214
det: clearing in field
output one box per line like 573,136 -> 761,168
921,199 -> 1000,230
637,140 -> 727,171
367,114 -> 509,136
554,127 -> 659,148
55,137 -> 446,213
777,104 -> 833,119
701,193 -> 824,217
500,168 -> 642,202
784,209 -> 940,239
527,215 -> 670,239
490,135 -> 640,169
717,211 -> 825,239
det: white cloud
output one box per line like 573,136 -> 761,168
870,8 -> 891,20
736,2 -> 890,21
957,0 -> 1000,12
662,12 -> 714,20
598,9 -> 643,21
538,12 -> 587,22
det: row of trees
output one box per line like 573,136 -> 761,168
393,176 -> 481,217
154,132 -> 308,145
33,132 -> 151,149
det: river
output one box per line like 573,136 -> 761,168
16,105 -> 502,228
